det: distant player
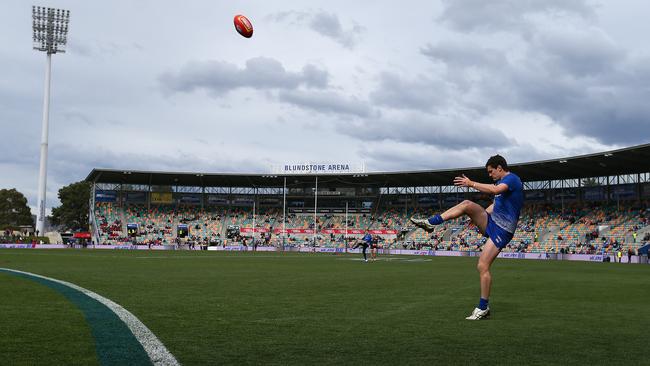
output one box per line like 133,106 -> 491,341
352,230 -> 372,262
410,155 -> 523,320
370,235 -> 379,261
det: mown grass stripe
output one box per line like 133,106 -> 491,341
0,268 -> 179,366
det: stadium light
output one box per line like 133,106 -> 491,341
32,6 -> 71,236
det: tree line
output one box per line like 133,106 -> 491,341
1,181 -> 90,233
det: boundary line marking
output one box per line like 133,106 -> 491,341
0,268 -> 180,366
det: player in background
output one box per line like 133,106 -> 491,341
370,235 -> 379,261
410,155 -> 523,320
352,229 -> 373,262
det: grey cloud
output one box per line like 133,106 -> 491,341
278,90 -> 376,118
61,110 -> 96,126
360,144 -> 481,172
369,72 -> 450,112
533,29 -> 621,77
420,41 -> 506,69
546,90 -> 650,145
360,140 -> 585,173
266,10 -> 310,24
0,143 -> 37,167
268,10 -> 363,49
497,142 -> 569,165
159,57 -> 329,96
501,32 -> 650,144
340,113 -> 512,149
309,12 -> 363,49
46,144 -> 268,182
67,38 -> 143,58
7,143 -> 271,210
423,14 -> 650,145
439,0 -> 594,34
301,64 -> 330,89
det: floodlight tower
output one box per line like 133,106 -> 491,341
32,6 -> 70,235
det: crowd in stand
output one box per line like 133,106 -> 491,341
90,201 -> 650,254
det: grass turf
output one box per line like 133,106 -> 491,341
1,249 -> 649,365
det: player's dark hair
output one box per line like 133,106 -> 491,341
485,155 -> 509,171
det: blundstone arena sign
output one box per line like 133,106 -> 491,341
271,162 -> 366,175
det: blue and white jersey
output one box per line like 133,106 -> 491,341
491,173 -> 524,234
363,233 -> 372,244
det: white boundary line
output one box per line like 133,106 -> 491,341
0,268 -> 180,366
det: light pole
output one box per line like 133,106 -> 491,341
32,6 -> 70,235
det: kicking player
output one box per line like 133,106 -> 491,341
410,155 -> 523,320
352,230 -> 373,262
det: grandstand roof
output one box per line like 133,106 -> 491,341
86,143 -> 650,188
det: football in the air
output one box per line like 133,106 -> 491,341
234,14 -> 253,38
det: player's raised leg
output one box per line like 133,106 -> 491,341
411,200 -> 488,233
466,239 -> 501,320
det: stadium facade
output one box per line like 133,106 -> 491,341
87,143 -> 650,209
85,144 -> 650,257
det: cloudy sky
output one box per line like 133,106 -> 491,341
2,0 -> 650,213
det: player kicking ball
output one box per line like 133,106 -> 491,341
352,230 -> 373,262
410,155 -> 523,320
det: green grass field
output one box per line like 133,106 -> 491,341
1,250 -> 649,365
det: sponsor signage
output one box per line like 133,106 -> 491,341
126,192 -> 146,202
562,254 -> 604,262
1,244 -> 642,263
0,244 -> 36,249
276,228 -> 314,234
411,250 -> 432,256
297,247 -> 344,253
265,228 -> 399,235
151,192 -> 173,204
240,227 -> 270,234
231,197 -> 254,206
0,244 -> 66,249
610,184 -> 636,199
95,190 -> 117,202
524,190 -> 546,201
207,195 -> 229,205
207,246 -> 276,252
321,229 -> 398,235
584,187 -> 605,201
177,194 -> 201,204
271,162 -> 365,175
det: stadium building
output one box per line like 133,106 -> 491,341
86,144 -> 650,257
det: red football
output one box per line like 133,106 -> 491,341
234,14 -> 253,38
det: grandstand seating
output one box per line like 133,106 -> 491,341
93,201 -> 650,253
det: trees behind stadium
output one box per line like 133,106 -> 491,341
0,188 -> 34,229
50,181 -> 90,232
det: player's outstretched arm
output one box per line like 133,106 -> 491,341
454,175 -> 509,195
